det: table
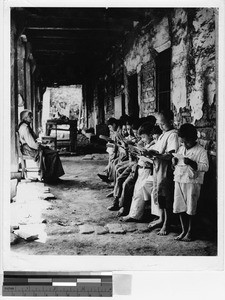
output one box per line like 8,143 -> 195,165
45,119 -> 77,152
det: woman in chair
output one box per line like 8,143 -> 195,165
18,109 -> 65,183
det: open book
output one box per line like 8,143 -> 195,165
172,153 -> 185,160
137,156 -> 154,164
99,135 -> 112,142
106,142 -> 115,148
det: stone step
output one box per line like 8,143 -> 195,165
106,223 -> 126,234
79,224 -> 95,234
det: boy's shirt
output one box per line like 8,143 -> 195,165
153,129 -> 179,154
138,142 -> 154,168
174,143 -> 209,184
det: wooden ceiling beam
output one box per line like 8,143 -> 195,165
28,35 -> 118,41
30,39 -> 111,48
26,26 -> 124,32
25,14 -> 133,29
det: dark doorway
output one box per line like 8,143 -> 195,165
128,73 -> 139,118
156,48 -> 171,112
97,84 -> 105,125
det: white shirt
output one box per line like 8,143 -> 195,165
138,142 -> 154,167
174,143 -> 209,184
153,129 -> 179,154
18,123 -> 38,150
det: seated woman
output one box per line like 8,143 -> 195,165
18,109 -> 65,183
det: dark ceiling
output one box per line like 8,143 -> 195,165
12,8 -> 150,86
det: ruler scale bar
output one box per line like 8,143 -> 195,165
3,272 -> 112,297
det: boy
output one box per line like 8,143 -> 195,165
172,123 -> 209,241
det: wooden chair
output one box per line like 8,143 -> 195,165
15,132 -> 34,179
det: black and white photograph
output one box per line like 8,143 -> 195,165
1,0 -> 224,275
8,5 -> 219,257
1,0 -> 225,298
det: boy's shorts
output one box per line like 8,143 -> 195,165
173,182 -> 201,215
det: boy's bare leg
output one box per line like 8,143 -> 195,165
182,215 -> 193,242
175,213 -> 187,240
157,208 -> 169,235
147,208 -> 163,229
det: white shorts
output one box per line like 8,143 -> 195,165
173,182 -> 201,215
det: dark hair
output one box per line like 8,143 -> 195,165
145,115 -> 156,125
178,123 -> 197,141
138,122 -> 154,136
151,125 -> 162,135
119,114 -> 130,123
158,110 -> 174,122
126,116 -> 134,126
132,118 -> 141,130
107,118 -> 118,126
139,117 -> 147,125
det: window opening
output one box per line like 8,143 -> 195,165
156,48 -> 171,112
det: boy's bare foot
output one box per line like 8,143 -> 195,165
157,225 -> 169,236
117,207 -> 126,217
174,232 -> 186,241
120,216 -> 137,222
97,173 -> 110,183
182,232 -> 192,242
106,192 -> 114,198
147,219 -> 163,230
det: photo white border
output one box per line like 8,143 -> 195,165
1,0 -> 224,275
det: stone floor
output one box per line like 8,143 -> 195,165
11,154 -> 217,256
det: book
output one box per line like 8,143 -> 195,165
172,153 -> 185,160
137,156 -> 154,164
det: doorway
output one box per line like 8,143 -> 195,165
97,83 -> 105,125
156,48 -> 171,112
128,73 -> 139,118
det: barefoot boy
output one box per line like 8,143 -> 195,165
172,123 -> 209,241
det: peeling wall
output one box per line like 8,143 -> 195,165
140,60 -> 156,117
171,8 -> 217,153
124,16 -> 171,117
188,8 -> 216,123
104,76 -> 115,121
171,8 -> 188,112
124,33 -> 152,75
87,8 -> 216,156
152,16 -> 170,51
17,37 -> 26,103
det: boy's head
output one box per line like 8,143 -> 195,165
156,110 -> 174,132
151,125 -> 162,141
107,118 -> 118,132
178,123 -> 197,149
121,124 -> 128,136
126,123 -> 133,135
138,122 -> 154,144
131,118 -> 140,137
145,115 -> 156,126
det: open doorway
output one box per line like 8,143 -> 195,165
42,85 -> 82,152
128,73 -> 139,118
156,48 -> 171,112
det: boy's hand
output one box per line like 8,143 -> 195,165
184,157 -> 197,170
172,157 -> 178,166
141,149 -> 148,156
184,157 -> 193,165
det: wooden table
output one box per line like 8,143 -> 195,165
46,119 -> 77,152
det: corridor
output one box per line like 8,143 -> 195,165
8,7 -> 218,257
